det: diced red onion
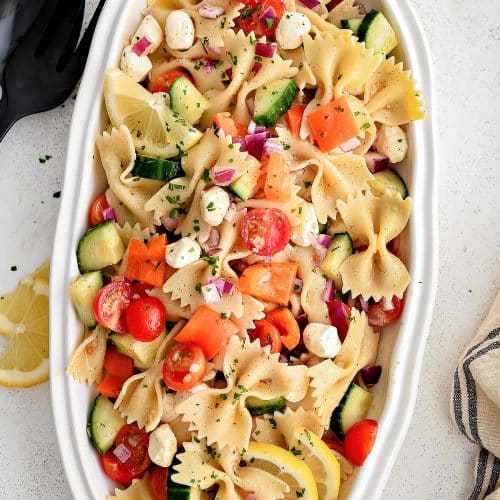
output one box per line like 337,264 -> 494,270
359,297 -> 369,312
246,96 -> 255,115
245,131 -> 269,160
161,217 -> 178,231
200,57 -> 214,74
361,365 -> 382,387
295,313 -> 308,330
247,120 -> 267,135
309,233 -> 327,267
131,36 -> 152,56
207,247 -> 222,255
246,493 -> 257,500
365,151 -> 389,173
201,283 -> 221,303
213,167 -> 236,186
199,4 -> 225,18
327,301 -> 351,342
323,280 -> 335,301
279,353 -> 288,363
206,227 -> 220,248
317,234 -> 332,248
255,43 -> 277,58
339,137 -> 362,153
224,203 -> 237,222
233,136 -> 247,151
299,0 -> 320,8
208,278 -> 235,295
252,61 -> 262,73
293,278 -> 303,293
382,297 -> 394,311
259,6 -> 277,27
263,139 -> 283,154
102,207 -> 117,221
207,42 -> 222,55
113,444 -> 132,463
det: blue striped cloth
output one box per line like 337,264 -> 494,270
451,293 -> 500,500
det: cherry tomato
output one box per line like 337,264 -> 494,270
365,297 -> 403,328
102,451 -> 136,485
131,282 -> 154,300
241,208 -> 291,256
114,424 -> 151,476
344,419 -> 378,466
149,466 -> 168,500
248,319 -> 283,353
322,436 -> 345,455
89,193 -> 109,227
125,297 -> 167,342
234,0 -> 285,40
162,343 -> 207,391
149,69 -> 194,93
93,280 -> 133,333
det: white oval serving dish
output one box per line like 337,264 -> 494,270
50,1 -> 438,498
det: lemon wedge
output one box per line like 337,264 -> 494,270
0,262 -> 50,387
290,426 -> 341,499
103,68 -> 202,158
245,442 -> 318,500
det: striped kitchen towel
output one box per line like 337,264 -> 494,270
451,291 -> 500,500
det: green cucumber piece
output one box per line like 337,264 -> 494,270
169,76 -> 209,124
341,19 -> 363,35
330,383 -> 373,440
109,331 -> 167,369
245,396 -> 286,416
358,10 -> 398,55
319,233 -> 353,290
253,79 -> 299,127
229,167 -> 260,201
88,394 -> 125,454
132,155 -> 184,181
68,271 -> 103,329
369,168 -> 408,199
168,460 -> 210,499
76,221 -> 125,273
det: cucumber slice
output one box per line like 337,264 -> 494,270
132,155 -> 184,181
319,233 -> 353,290
245,396 -> 286,416
358,10 -> 398,55
169,76 -> 209,124
88,394 -> 125,454
369,168 -> 408,199
253,79 -> 299,127
109,331 -> 167,369
68,271 -> 103,329
341,19 -> 362,35
168,485 -> 209,500
330,383 -> 373,440
229,167 -> 260,201
76,221 -> 125,273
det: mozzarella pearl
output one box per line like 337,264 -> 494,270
166,237 -> 201,269
303,323 -> 342,358
120,45 -> 152,82
276,12 -> 311,50
132,15 -> 164,55
375,124 -> 408,163
148,423 -> 177,467
165,10 -> 195,50
290,201 -> 319,247
200,186 -> 230,227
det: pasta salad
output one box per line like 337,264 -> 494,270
66,0 -> 423,498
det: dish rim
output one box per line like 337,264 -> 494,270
49,1 -> 438,498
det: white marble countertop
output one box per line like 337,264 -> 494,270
0,0 -> 499,498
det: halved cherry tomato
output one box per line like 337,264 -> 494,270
93,280 -> 133,333
327,301 -> 351,341
364,297 -> 403,328
162,343 -> 207,391
234,0 -> 286,40
102,451 -> 136,485
115,424 -> 151,476
89,193 -> 109,227
265,308 -> 300,350
131,282 -> 154,299
241,208 -> 291,256
125,297 -> 167,342
322,436 -> 345,455
149,69 -> 194,93
103,346 -> 134,379
344,419 -> 378,466
248,319 -> 282,353
149,466 -> 168,500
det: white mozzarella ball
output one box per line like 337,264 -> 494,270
200,186 -> 230,227
375,124 -> 408,163
166,237 -> 201,269
303,323 -> 341,358
290,202 -> 319,247
276,12 -> 311,50
132,14 -> 164,55
120,45 -> 152,82
148,423 -> 177,467
165,10 -> 195,50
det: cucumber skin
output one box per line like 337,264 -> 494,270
132,155 -> 184,181
68,271 -> 103,329
370,168 -> 408,199
319,233 -> 353,287
88,395 -> 125,454
357,9 -> 397,54
169,76 -> 208,124
254,80 -> 299,127
246,396 -> 286,416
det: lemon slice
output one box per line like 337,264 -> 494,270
0,262 -> 50,387
245,442 -> 318,500
103,68 -> 202,158
290,426 -> 341,500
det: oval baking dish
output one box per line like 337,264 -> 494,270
50,0 -> 437,498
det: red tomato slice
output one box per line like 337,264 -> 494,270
125,297 -> 167,342
248,319 -> 283,354
149,466 -> 168,500
149,69 -> 194,93
131,282 -> 154,300
241,208 -> 291,256
89,193 -> 109,227
365,297 -> 403,328
103,346 -> 134,379
234,0 -> 285,40
162,343 -> 207,391
322,436 -> 345,455
344,419 -> 378,466
93,280 -> 133,333
114,424 -> 151,476
102,451 -> 136,485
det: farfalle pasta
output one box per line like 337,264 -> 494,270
67,0 -> 424,497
